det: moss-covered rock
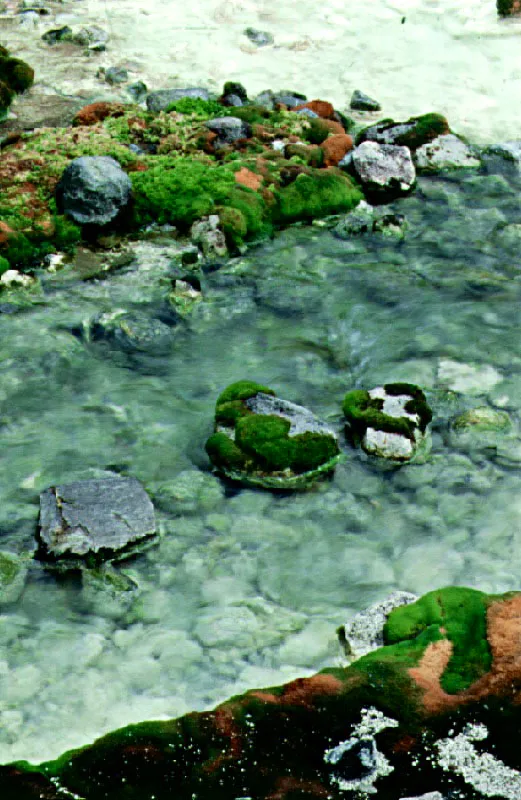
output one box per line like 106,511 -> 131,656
7,587 -> 521,799
206,380 -> 340,489
343,383 -> 432,462
356,113 -> 450,151
274,168 -> 363,224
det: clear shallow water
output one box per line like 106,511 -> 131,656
1,161 -> 521,762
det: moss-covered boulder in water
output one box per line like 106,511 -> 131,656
205,380 -> 341,489
7,587 -> 521,799
343,382 -> 432,462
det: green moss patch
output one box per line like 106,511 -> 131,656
214,379 -> 275,426
274,169 -> 363,224
384,587 -> 493,694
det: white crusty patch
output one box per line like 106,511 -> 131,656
324,707 -> 399,794
436,723 -> 521,799
369,387 -> 419,424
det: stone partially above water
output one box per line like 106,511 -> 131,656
350,141 -> 416,201
38,477 -> 156,564
414,133 -> 482,172
205,380 -> 341,489
343,383 -> 433,462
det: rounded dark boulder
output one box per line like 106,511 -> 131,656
56,155 -> 132,226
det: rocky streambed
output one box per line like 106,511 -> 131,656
1,0 -> 521,796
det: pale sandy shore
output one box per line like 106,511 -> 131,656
0,0 -> 520,143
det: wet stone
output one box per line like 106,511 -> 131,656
38,477 -> 156,563
84,309 -> 176,354
414,134 -> 482,172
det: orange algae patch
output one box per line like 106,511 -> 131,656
234,166 -> 263,191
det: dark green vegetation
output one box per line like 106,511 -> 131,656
206,380 -> 340,479
0,45 -> 34,117
342,383 -> 432,442
497,0 -> 520,15
2,587 -> 518,800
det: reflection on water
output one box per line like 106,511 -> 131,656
1,161 -> 521,762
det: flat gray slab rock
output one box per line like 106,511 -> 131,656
39,477 -> 156,562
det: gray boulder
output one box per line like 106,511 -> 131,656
351,140 -> 416,200
38,477 -> 156,563
146,87 -> 211,113
56,156 -> 132,225
205,116 -> 252,149
414,134 -> 481,172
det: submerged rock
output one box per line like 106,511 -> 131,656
38,477 -> 156,565
205,380 -> 341,489
343,383 -> 432,462
0,551 -> 28,604
55,156 -> 132,226
333,199 -> 407,239
7,587 -> 521,799
84,309 -> 176,354
449,406 -> 513,452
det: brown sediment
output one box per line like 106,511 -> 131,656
280,673 -> 344,707
409,594 -> 521,714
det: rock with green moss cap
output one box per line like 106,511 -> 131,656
7,586 -> 521,798
205,379 -> 341,489
356,112 -> 450,151
343,382 -> 432,462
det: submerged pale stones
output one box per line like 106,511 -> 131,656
6,587 -> 521,799
38,477 -> 156,563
